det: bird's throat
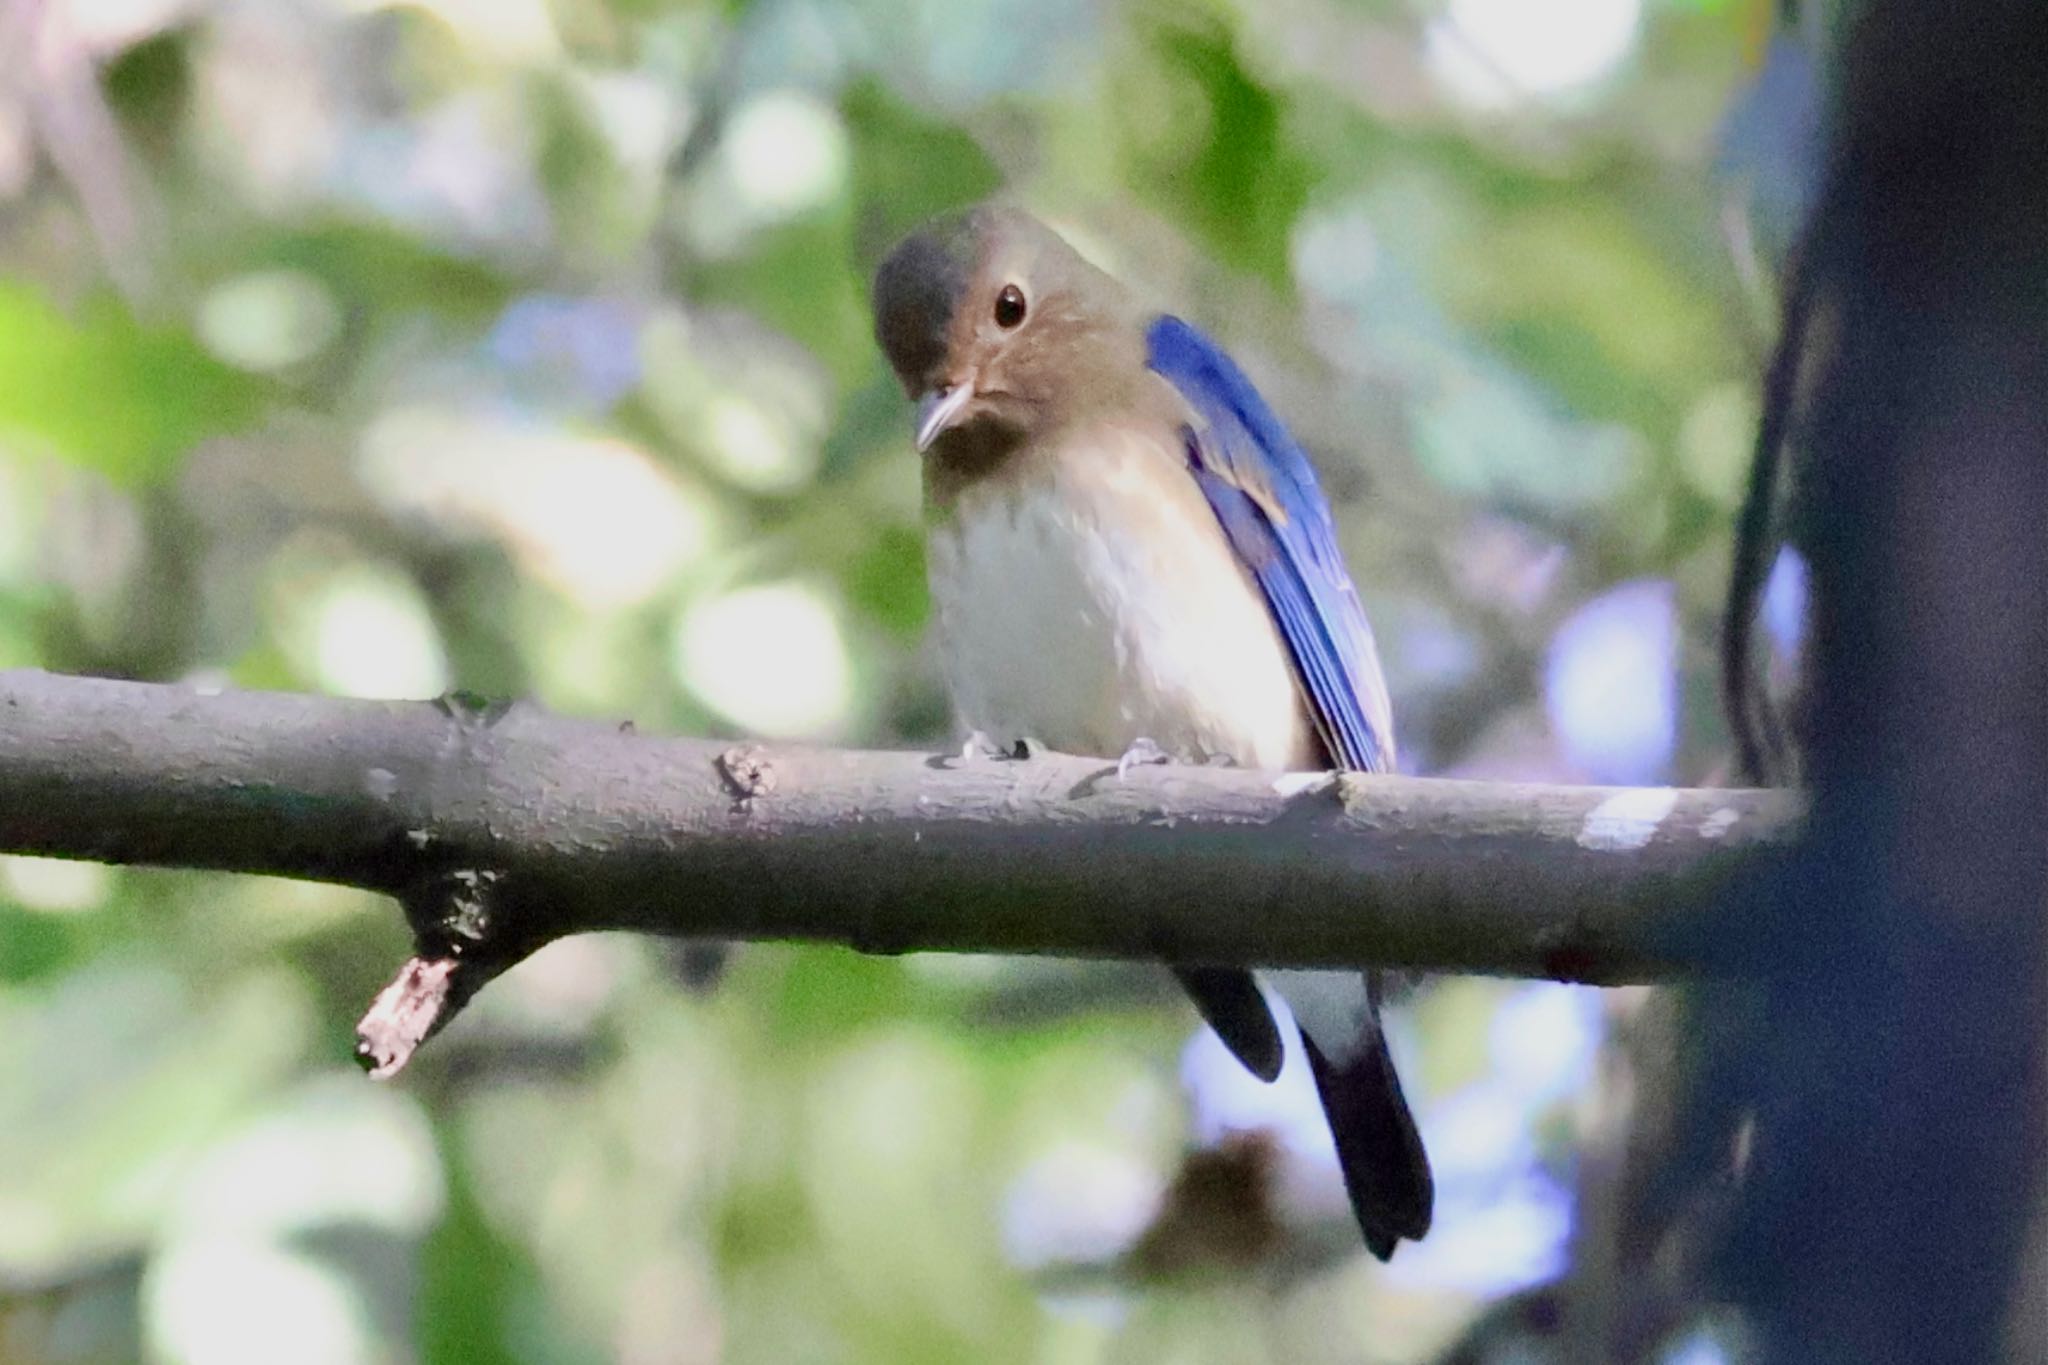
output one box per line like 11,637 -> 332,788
922,419 -> 1037,511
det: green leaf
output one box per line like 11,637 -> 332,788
0,283 -> 266,484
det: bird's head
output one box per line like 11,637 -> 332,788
872,204 -> 1145,459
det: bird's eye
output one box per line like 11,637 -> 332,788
994,284 -> 1027,329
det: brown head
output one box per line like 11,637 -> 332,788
871,204 -> 1153,466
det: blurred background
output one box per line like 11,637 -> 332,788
0,0 -> 1818,1360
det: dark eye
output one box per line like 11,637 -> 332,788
994,284 -> 1027,329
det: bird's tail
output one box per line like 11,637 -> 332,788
1301,1020 -> 1434,1261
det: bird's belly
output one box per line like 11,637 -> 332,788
926,453 -> 1316,771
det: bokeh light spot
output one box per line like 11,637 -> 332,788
675,581 -> 854,739
360,409 -> 713,609
1001,1140 -> 1162,1271
168,1077 -> 444,1241
1545,578 -> 1677,784
1764,544 -> 1810,661
0,854 -> 111,914
703,395 -> 817,494
196,269 -> 340,373
295,567 -> 450,701
724,90 -> 848,220
1679,382 -> 1761,509
144,1238 -> 379,1365
1426,0 -> 1643,109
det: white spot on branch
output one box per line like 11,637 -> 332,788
1699,807 -> 1740,839
1271,771 -> 1337,798
1578,788 -> 1679,852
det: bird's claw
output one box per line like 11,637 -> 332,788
957,732 -> 1041,762
1116,736 -> 1171,781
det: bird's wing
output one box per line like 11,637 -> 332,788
1147,318 -> 1432,1256
1145,314 -> 1395,774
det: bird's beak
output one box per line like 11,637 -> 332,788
914,380 -> 976,452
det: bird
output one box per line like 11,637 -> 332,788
871,203 -> 1432,1261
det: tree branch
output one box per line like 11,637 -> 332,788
0,669 -> 1793,1071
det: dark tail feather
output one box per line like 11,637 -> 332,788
1302,1025 -> 1433,1260
1175,965 -> 1285,1083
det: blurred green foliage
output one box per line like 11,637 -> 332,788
0,283 -> 266,484
0,0 -> 1796,1360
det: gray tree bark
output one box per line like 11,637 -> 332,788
0,668 -> 1789,1072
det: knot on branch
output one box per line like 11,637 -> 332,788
355,866 -> 552,1080
411,866 -> 506,952
717,744 -> 776,811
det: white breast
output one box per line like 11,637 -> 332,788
925,426 -> 1316,770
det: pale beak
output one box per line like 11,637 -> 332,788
914,380 -> 976,452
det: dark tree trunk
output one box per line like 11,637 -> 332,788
1726,2 -> 2048,1360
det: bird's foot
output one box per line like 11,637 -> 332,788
1116,736 -> 1172,781
957,732 -> 1044,762
958,731 -> 1007,762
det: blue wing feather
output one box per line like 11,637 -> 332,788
1145,314 -> 1395,774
